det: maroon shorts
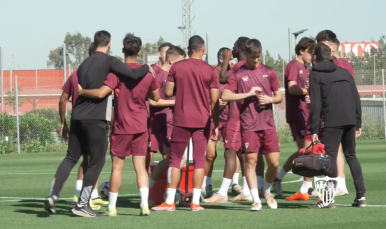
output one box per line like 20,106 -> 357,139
242,129 -> 280,154
288,122 -> 312,141
110,132 -> 148,157
150,121 -> 170,154
147,117 -> 152,149
224,121 -> 242,151
169,125 -> 210,169
219,123 -> 226,142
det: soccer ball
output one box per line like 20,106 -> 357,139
99,182 -> 110,200
164,189 -> 184,205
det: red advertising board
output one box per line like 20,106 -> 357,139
339,42 -> 380,56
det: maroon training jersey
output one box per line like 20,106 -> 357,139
105,63 -> 158,134
227,60 -> 246,122
150,68 -> 174,125
284,59 -> 310,124
332,56 -> 354,78
213,68 -> 229,124
167,58 -> 219,128
62,71 -> 79,108
225,63 -> 280,132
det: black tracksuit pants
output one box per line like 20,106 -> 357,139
51,120 -> 109,206
321,125 -> 366,198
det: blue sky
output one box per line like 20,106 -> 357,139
0,0 -> 384,70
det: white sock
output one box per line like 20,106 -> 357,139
202,176 -> 207,188
218,178 -> 232,196
257,176 -> 264,190
75,180 -> 83,196
263,181 -> 273,194
242,177 -> 251,196
49,178 -> 55,195
277,169 -> 287,180
232,173 -> 240,185
149,177 -> 156,189
250,189 -> 261,204
300,181 -> 312,194
165,188 -> 176,205
192,188 -> 202,205
338,176 -> 347,190
91,189 -> 99,199
108,192 -> 118,210
206,177 -> 212,186
139,188 -> 149,207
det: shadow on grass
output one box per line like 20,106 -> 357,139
12,200 -> 76,218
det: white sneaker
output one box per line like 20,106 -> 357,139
250,202 -> 262,212
336,188 -> 349,197
264,193 -> 278,209
231,193 -> 253,202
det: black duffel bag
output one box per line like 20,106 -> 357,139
292,141 -> 332,177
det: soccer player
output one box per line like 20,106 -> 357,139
152,35 -> 219,212
273,37 -> 318,201
59,44 -> 108,209
45,30 -> 154,217
222,39 -> 283,211
202,47 -> 234,197
78,34 -> 159,216
146,42 -> 173,172
148,46 -> 187,188
315,30 -> 351,196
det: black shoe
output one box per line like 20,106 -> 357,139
72,204 -> 101,217
309,200 -> 336,209
273,179 -> 283,197
44,195 -> 58,214
352,197 -> 366,208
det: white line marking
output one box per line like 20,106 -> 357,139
336,204 -> 386,208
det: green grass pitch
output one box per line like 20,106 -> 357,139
0,140 -> 385,229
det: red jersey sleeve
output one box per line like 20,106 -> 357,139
347,64 -> 354,78
62,76 -> 72,94
210,68 -> 219,89
167,65 -> 176,83
104,73 -> 120,90
150,76 -> 158,91
269,69 -> 280,91
287,64 -> 299,82
224,73 -> 238,93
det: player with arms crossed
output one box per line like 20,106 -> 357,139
273,37 -> 318,200
148,46 -> 187,190
222,39 -> 283,211
152,35 -> 219,212
78,34 -> 159,216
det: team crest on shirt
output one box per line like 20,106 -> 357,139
242,76 -> 248,81
245,143 -> 249,149
225,140 -> 228,144
263,75 -> 269,78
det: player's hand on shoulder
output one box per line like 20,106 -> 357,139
147,64 -> 155,78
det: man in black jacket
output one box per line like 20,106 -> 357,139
309,43 -> 366,208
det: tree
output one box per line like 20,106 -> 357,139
47,32 -> 92,69
5,87 -> 25,114
138,37 -> 165,64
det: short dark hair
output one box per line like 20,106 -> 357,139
88,43 -> 96,56
122,33 -> 142,57
217,47 -> 229,60
295,37 -> 316,55
94,30 -> 111,47
314,43 -> 331,63
158,42 -> 173,52
245,39 -> 262,55
166,45 -> 186,60
188,35 -> 205,52
316,30 -> 337,43
236,37 -> 249,51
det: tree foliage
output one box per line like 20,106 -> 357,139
138,37 -> 165,64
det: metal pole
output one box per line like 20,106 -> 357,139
373,54 -> 376,85
68,64 -> 71,75
288,28 -> 292,61
15,76 -> 20,154
205,33 -> 209,63
10,67 -> 12,115
63,44 -> 66,84
1,47 -> 4,113
382,69 -> 385,139
35,67 -> 38,89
